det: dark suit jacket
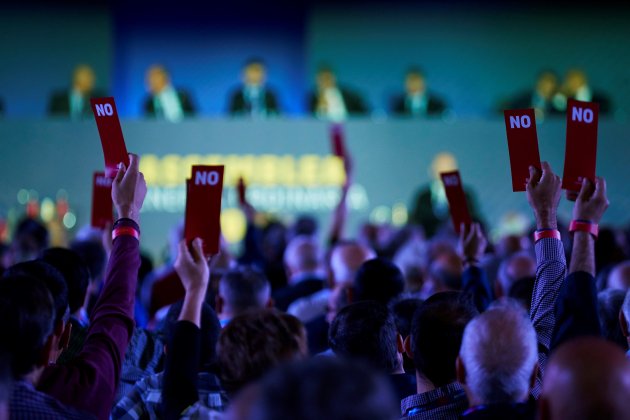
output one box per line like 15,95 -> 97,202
391,93 -> 447,117
48,89 -> 106,118
228,87 -> 280,116
273,276 -> 325,312
462,401 -> 536,419
508,91 -> 563,116
308,87 -> 369,116
144,89 -> 196,117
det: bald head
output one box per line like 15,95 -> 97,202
284,236 -> 322,280
541,338 -> 630,420
330,242 -> 376,286
497,252 -> 536,297
607,261 -> 630,291
459,303 -> 538,405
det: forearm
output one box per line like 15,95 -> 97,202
462,264 -> 493,313
178,289 -> 206,327
569,232 -> 595,275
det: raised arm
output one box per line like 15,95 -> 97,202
525,161 -> 565,399
328,155 -> 352,247
162,238 -> 211,419
458,222 -> 492,312
38,154 -> 147,419
551,177 -> 609,349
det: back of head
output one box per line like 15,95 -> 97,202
330,241 -> 376,286
460,302 -> 538,404
411,291 -> 478,387
597,289 -> 627,350
329,301 -> 400,373
5,260 -> 68,325
354,258 -> 404,305
607,260 -> 630,291
70,239 -> 107,282
541,337 -> 630,420
497,251 -> 536,296
0,275 -> 54,378
161,300 -> 221,367
507,276 -> 535,313
218,309 -> 302,395
391,298 -> 424,339
11,218 -> 49,263
219,267 -> 270,316
428,251 -> 463,291
284,235 -> 322,277
250,357 -> 398,420
41,247 -> 90,314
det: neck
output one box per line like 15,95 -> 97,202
415,372 -> 436,394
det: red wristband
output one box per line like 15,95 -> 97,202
112,226 -> 140,241
569,220 -> 598,239
534,229 -> 561,242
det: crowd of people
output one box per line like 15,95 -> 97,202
4,61 -> 606,122
1,144 -> 630,420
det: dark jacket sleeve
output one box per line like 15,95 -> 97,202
550,271 -> 601,351
462,265 -> 493,313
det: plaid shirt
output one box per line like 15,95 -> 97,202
112,371 -> 226,419
530,238 -> 567,399
10,380 -> 92,419
400,382 -> 468,420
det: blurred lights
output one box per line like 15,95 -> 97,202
40,198 -> 55,223
63,212 -> 77,229
17,189 -> 29,204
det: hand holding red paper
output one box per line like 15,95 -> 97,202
91,97 -> 130,178
525,161 -> 562,230
112,153 -> 147,224
572,177 -> 609,225
440,170 -> 472,234
504,109 -> 541,192
458,223 -> 487,264
175,238 -> 210,294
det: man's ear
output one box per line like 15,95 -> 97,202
39,335 -> 55,369
619,311 -> 629,338
59,322 -> 72,351
396,334 -> 405,354
403,335 -> 413,359
456,356 -> 467,385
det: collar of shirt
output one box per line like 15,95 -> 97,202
322,88 -> 348,122
156,86 -> 184,122
401,382 -> 467,416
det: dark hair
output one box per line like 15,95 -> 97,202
391,298 -> 424,339
410,291 -> 478,387
220,267 -> 270,315
252,357 -> 398,420
0,275 -> 54,377
218,309 -> 301,395
5,260 -> 68,325
244,57 -> 266,68
354,258 -> 405,305
41,248 -> 90,314
406,67 -> 425,78
161,300 -> 221,367
329,301 -> 400,372
70,240 -> 107,282
12,218 -> 49,261
597,289 -> 628,350
508,276 -> 535,314
290,216 -> 319,238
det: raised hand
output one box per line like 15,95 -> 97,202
112,153 -> 147,223
526,161 -> 562,229
458,222 -> 487,264
572,177 -> 609,224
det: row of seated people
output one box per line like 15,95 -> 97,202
1,152 -> 629,419
0,61 -> 612,121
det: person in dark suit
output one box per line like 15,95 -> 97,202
506,70 -> 564,119
228,58 -> 280,117
48,65 -> 105,119
391,68 -> 447,117
143,65 -> 195,122
308,66 -> 369,121
556,68 -> 612,114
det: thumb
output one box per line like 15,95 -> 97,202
191,238 -> 205,262
114,163 -> 126,184
576,178 -> 591,202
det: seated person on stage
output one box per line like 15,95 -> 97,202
308,66 -> 369,121
391,68 -> 447,118
408,152 -> 482,238
228,58 -> 280,117
48,64 -> 105,119
143,65 -> 195,122
554,68 -> 612,114
506,70 -> 563,119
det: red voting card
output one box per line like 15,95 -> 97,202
91,172 -> 113,229
184,165 -> 225,256
330,124 -> 347,159
90,97 -> 130,178
562,99 -> 599,191
237,177 -> 247,205
440,171 -> 472,234
504,109 -> 541,192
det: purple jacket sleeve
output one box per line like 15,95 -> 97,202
38,219 -> 140,419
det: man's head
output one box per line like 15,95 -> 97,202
540,337 -> 630,420
316,66 -> 337,90
72,64 -> 96,95
146,65 -> 171,94
457,303 -> 538,405
0,275 -> 54,379
329,301 -> 403,373
406,291 -> 478,387
564,69 -> 588,96
618,290 -> 630,348
242,58 -> 266,88
496,251 -> 536,297
535,70 -> 558,100
70,239 -> 107,283
216,266 -> 271,320
283,235 -> 322,281
424,251 -> 463,295
405,68 -> 426,95
597,289 -> 627,350
41,248 -> 91,315
607,261 -> 630,291
429,152 -> 458,181
10,218 -> 49,264
353,258 -> 405,306
217,309 -> 303,395
329,241 -> 376,287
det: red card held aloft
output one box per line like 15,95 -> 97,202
330,124 -> 347,159
91,172 -> 113,229
90,97 -> 130,178
504,109 -> 541,192
237,177 -> 247,205
184,166 -> 225,256
562,99 -> 599,191
440,171 -> 472,234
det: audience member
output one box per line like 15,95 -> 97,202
496,251 -> 536,298
607,260 -> 630,290
309,66 -> 369,121
143,65 -> 195,122
215,266 -> 272,327
620,291 -> 630,355
391,68 -> 447,118
228,58 -> 280,117
353,258 -> 405,305
9,218 -> 49,265
48,64 -> 104,119
598,289 -> 627,350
